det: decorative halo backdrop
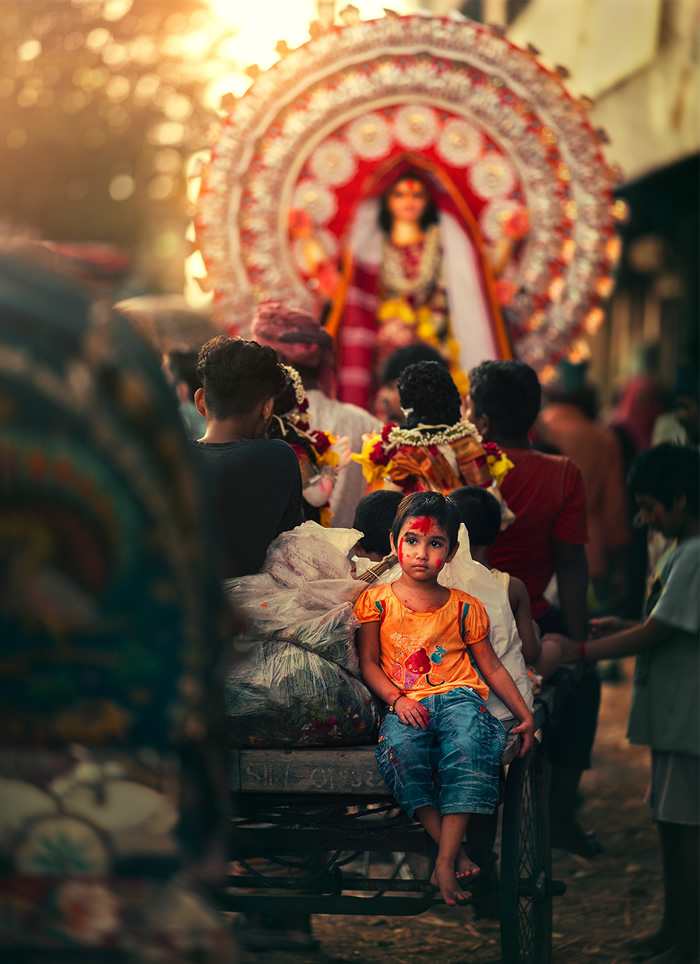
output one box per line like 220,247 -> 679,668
196,14 -> 624,377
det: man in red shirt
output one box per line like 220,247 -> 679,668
467,360 -> 601,858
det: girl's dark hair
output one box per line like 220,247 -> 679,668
629,443 -> 700,515
449,486 -> 501,547
391,492 -> 460,552
398,361 -> 462,429
378,172 -> 439,234
267,374 -> 316,460
271,375 -> 297,419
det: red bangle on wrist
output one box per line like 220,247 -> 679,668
579,640 -> 586,663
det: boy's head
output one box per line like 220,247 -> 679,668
449,486 -> 501,548
195,335 -> 286,429
377,344 -> 448,424
391,492 -> 460,554
352,491 -> 404,561
629,443 -> 699,537
467,360 -> 541,441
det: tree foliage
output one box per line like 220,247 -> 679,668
0,0 -> 234,250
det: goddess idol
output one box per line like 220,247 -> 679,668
292,158 -> 522,409
196,15 -> 621,414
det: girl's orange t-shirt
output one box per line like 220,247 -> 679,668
354,584 -> 490,701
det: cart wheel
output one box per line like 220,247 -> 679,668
499,746 -> 552,964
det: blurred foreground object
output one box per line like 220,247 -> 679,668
0,251 -> 235,961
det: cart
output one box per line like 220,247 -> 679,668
224,683 -> 566,964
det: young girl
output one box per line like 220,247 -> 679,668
355,492 -> 535,906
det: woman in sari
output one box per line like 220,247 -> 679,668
315,164 -> 516,409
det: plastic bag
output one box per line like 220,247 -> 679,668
440,525 -> 533,721
224,523 -> 382,747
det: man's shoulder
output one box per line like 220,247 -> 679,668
664,537 -> 700,576
338,400 -> 381,427
250,437 -> 297,455
506,447 -> 581,484
190,437 -> 298,469
506,447 -> 572,469
308,391 -> 380,431
232,437 -> 297,458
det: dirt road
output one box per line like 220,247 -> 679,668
238,661 -> 662,963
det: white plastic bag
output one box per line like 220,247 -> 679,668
224,523 -> 381,747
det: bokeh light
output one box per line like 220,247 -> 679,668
0,0 -> 411,289
109,174 -> 135,201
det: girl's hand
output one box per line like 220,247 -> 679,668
394,695 -> 430,730
588,616 -> 626,638
511,714 -> 535,758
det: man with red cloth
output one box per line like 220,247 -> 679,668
467,360 -> 602,858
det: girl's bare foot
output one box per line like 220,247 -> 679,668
430,858 -> 471,906
456,848 -> 480,886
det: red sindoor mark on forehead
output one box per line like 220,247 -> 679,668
410,516 -> 437,535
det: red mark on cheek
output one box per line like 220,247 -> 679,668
436,558 -> 444,569
397,537 -> 403,564
412,516 -> 435,534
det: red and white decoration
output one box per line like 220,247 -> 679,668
197,14 -> 623,375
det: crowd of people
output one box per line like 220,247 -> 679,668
183,297 -> 697,962
2,243 -> 698,964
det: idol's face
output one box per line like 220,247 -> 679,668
386,178 -> 429,223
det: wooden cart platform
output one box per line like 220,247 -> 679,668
225,685 -> 565,964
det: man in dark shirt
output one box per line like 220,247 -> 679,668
190,335 -> 303,579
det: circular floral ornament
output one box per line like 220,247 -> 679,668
480,198 -> 527,243
197,13 -> 620,372
15,814 -> 110,875
469,154 -> 517,200
308,138 -> 358,187
291,179 -> 337,225
293,227 -> 338,276
347,112 -> 393,160
436,119 -> 484,167
393,104 -> 439,150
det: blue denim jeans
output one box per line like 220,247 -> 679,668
376,686 -> 507,818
